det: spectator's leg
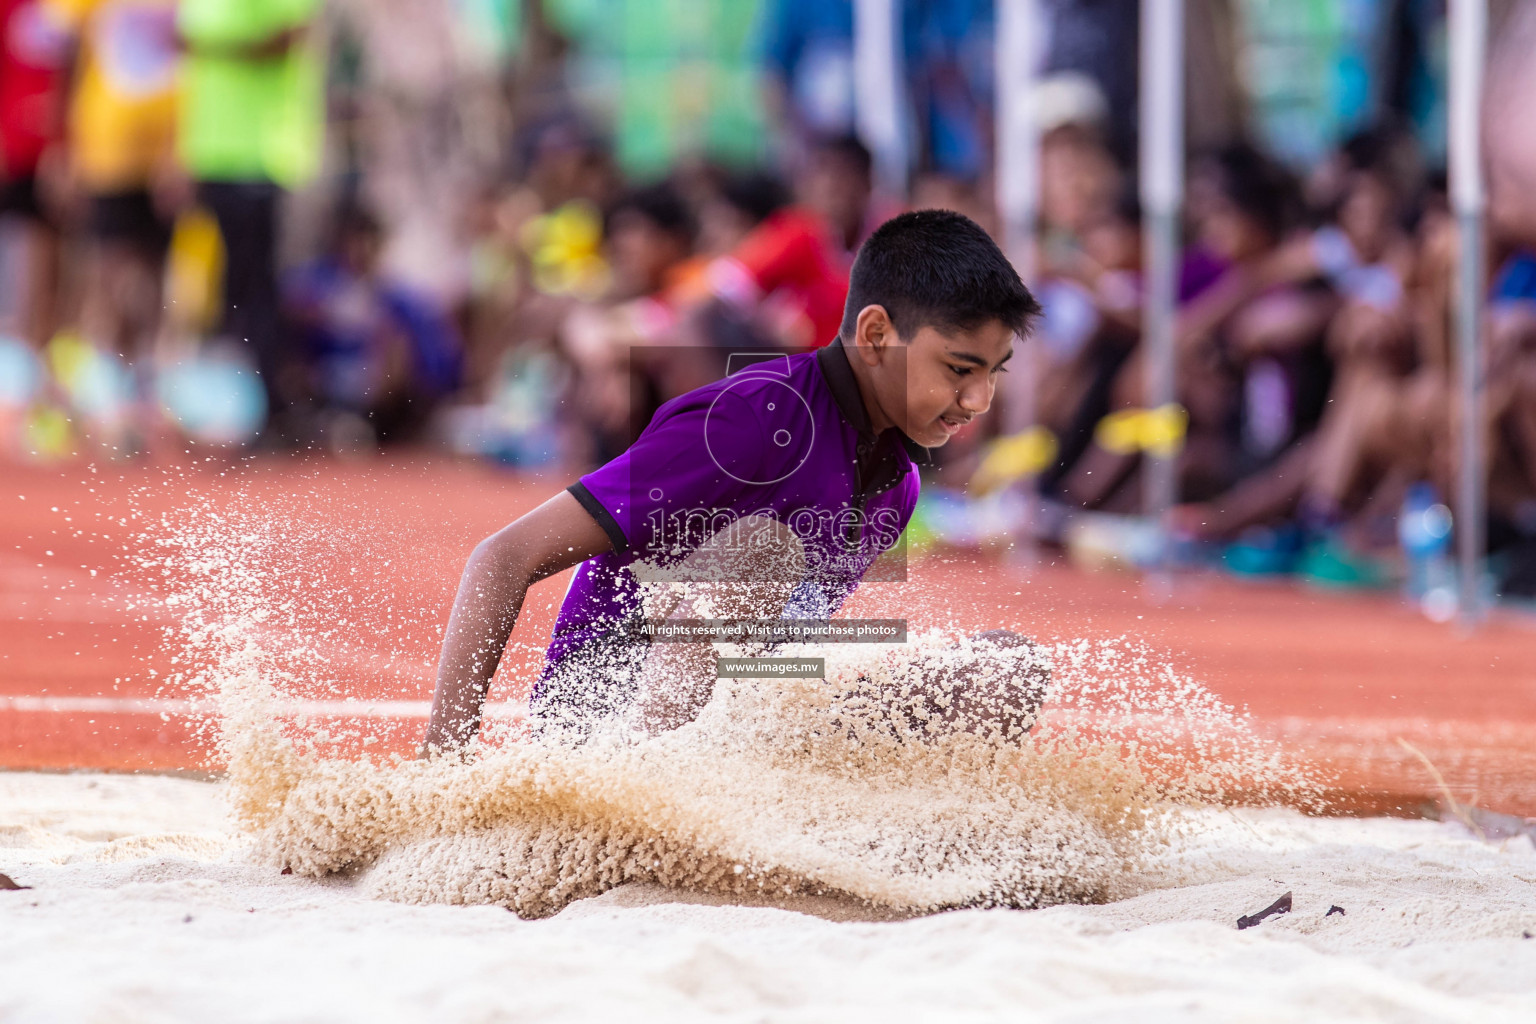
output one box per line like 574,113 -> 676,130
17,215 -> 60,349
1305,368 -> 1417,529
1056,346 -> 1155,510
1038,337 -> 1135,497
202,182 -> 291,416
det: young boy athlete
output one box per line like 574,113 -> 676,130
423,209 -> 1043,751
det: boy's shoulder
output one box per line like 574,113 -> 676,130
632,351 -> 827,486
648,350 -> 823,429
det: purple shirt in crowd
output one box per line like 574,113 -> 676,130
534,338 -> 930,701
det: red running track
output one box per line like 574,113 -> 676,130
4,455 -> 1535,816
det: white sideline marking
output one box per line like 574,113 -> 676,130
0,696 -> 527,719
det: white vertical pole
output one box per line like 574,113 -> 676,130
853,0 -> 908,195
996,0 -> 1045,281
995,0 -> 1045,565
1449,0 -> 1487,626
1140,0 -> 1183,567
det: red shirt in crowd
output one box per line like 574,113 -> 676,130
0,0 -> 67,178
709,207 -> 852,348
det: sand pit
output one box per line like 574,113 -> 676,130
6,461 -> 1533,1020
1,771 -> 1533,1022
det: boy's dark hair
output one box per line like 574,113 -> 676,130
839,209 -> 1040,342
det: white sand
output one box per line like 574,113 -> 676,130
1,771 -> 1532,1023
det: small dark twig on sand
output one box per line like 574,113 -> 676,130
1237,891 -> 1292,929
1326,905 -> 1346,917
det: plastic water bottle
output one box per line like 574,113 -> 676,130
1398,482 -> 1456,622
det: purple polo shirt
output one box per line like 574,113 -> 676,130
536,339 -> 930,697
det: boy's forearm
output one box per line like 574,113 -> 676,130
422,540 -> 531,752
419,489 -> 618,753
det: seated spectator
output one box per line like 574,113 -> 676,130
0,0 -> 68,349
672,169 -> 794,353
1060,144 -> 1326,513
1176,132 -> 1425,545
47,0 -> 180,454
1034,74 -> 1122,278
692,168 -> 792,260
558,181 -> 699,462
282,206 -> 461,449
1033,186 -> 1144,498
704,135 -> 873,350
1485,260 -> 1536,595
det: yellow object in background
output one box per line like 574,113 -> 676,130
1095,404 -> 1188,458
520,200 -> 611,299
24,405 -> 75,460
44,331 -> 96,391
970,426 -> 1059,495
44,332 -> 133,424
165,207 -> 226,334
46,0 -> 180,192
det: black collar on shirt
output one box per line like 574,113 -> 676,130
815,337 -> 932,498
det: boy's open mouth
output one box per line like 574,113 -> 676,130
938,414 -> 971,435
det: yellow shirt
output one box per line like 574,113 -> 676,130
48,0 -> 178,191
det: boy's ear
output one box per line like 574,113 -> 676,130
853,304 -> 897,357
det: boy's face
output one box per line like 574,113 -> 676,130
855,308 -> 1015,448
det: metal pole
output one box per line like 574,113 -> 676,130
995,0 -> 1045,565
1449,0 -> 1487,626
996,0 -> 1044,282
1140,0 -> 1183,586
852,0 -> 908,196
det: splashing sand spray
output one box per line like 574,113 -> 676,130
134,475 -> 1318,919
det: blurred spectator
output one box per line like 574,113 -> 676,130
1058,144 -> 1323,513
326,0 -> 512,311
1038,0 -> 1139,162
1174,129 -> 1423,546
904,0 -> 993,184
1033,185 -> 1143,498
559,181 -> 699,462
176,0 -> 324,432
0,0 -> 68,348
1033,74 -> 1121,276
48,0 -> 178,369
704,135 -> 872,351
692,168 -> 791,259
1485,252 -> 1536,594
282,204 -> 460,449
802,132 -> 878,256
757,0 -> 854,164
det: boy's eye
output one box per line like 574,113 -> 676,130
949,364 -> 973,377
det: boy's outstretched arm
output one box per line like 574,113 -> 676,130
421,490 -> 612,754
